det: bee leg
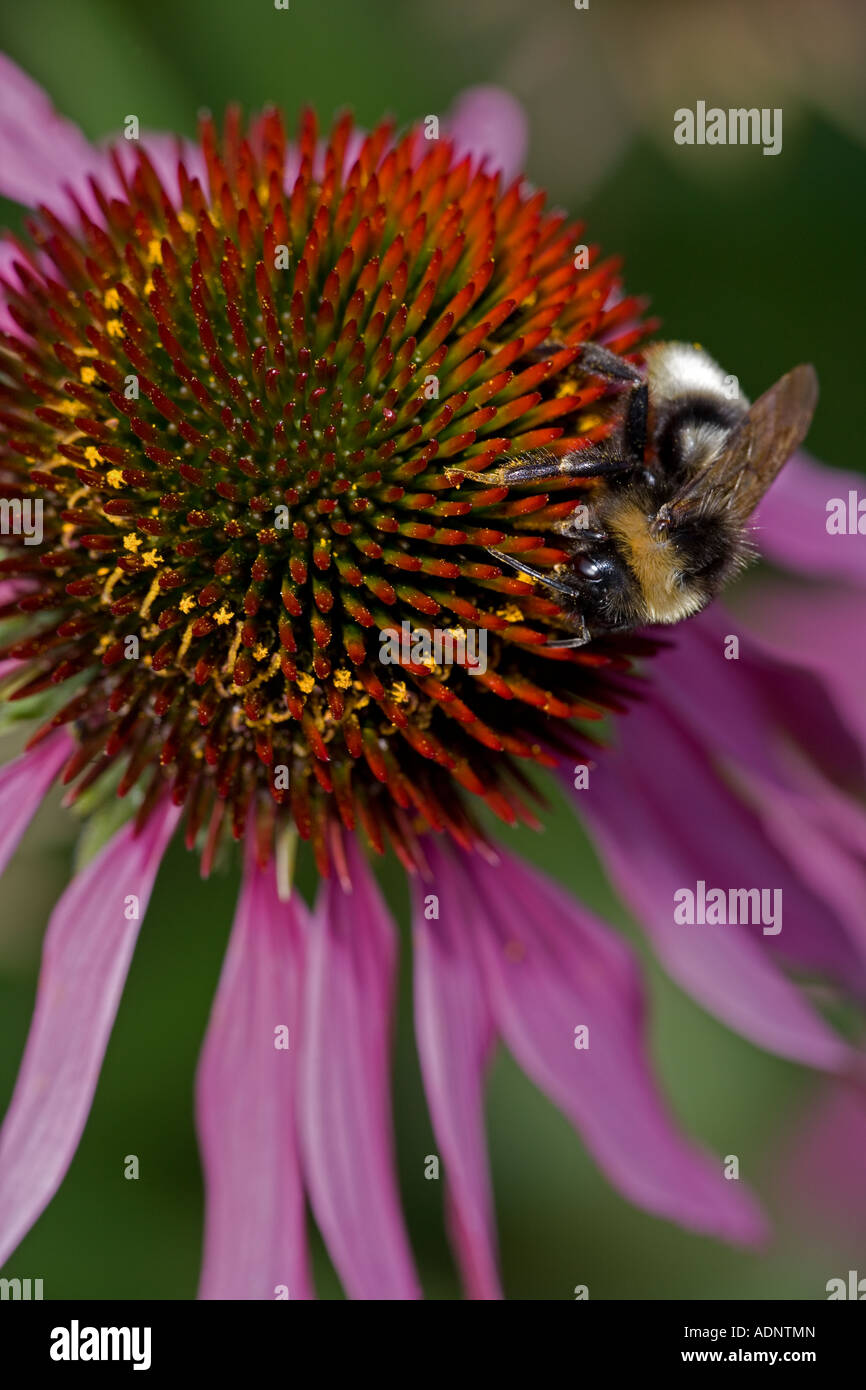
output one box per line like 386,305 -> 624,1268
621,375 -> 649,466
545,609 -> 592,647
574,342 -> 643,384
546,626 -> 592,650
542,341 -> 650,467
487,446 -> 634,486
486,547 -> 583,598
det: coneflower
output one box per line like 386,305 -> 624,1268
0,89 -> 653,873
0,59 -> 863,1300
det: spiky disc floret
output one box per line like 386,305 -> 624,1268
0,106 -> 652,873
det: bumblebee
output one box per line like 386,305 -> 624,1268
482,341 -> 818,647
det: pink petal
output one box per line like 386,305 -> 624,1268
0,56 -> 205,221
741,585 -> 866,754
573,705 -> 852,1069
0,799 -> 179,1266
411,841 -> 501,1299
196,841 -> 313,1300
297,834 -> 421,1299
0,729 -> 73,883
755,452 -> 866,586
461,845 -> 767,1244
635,614 -> 866,981
780,1080 -> 866,1243
446,86 -> 528,183
0,55 -> 98,211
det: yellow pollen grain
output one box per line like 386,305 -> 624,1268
143,278 -> 154,295
80,366 -> 97,385
123,533 -> 143,552
390,681 -> 409,703
146,239 -> 163,265
214,604 -> 234,625
106,469 -> 125,488
497,604 -> 525,622
179,594 -> 196,614
141,548 -> 162,568
333,668 -> 352,689
178,211 -> 196,234
252,643 -> 269,661
84,446 -> 102,464
103,288 -> 121,310
296,673 -> 315,694
106,319 -> 124,339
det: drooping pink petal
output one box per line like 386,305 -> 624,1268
196,840 -> 313,1301
632,613 -> 866,981
0,55 -> 98,211
0,798 -> 179,1267
755,452 -> 866,586
572,703 -> 853,1069
0,728 -> 73,883
297,833 -> 421,1299
446,86 -> 528,183
411,840 -> 501,1300
454,844 -> 767,1245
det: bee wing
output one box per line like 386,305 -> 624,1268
667,364 -> 818,523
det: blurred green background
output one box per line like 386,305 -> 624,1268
0,0 -> 864,1299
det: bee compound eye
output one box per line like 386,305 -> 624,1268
577,555 -> 602,580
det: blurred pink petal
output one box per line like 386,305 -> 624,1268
0,55 -> 203,221
446,86 -> 528,183
459,844 -> 767,1244
741,586 -> 866,755
756,453 -> 866,586
573,702 -> 854,1069
0,798 -> 179,1266
780,1080 -> 866,1243
411,841 -> 501,1300
0,729 -> 72,882
0,55 -> 97,211
196,841 -> 312,1301
298,834 -> 420,1299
